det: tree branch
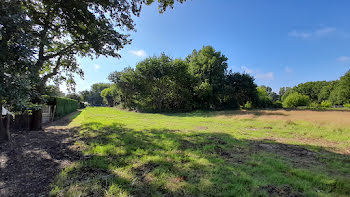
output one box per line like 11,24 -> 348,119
41,55 -> 63,85
42,42 -> 77,60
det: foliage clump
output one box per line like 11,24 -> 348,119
101,86 -> 118,107
282,92 -> 310,108
55,97 -> 79,119
108,46 -> 259,112
321,100 -> 332,108
279,70 -> 350,108
244,101 -> 253,109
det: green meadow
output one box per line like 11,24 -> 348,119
50,107 -> 350,196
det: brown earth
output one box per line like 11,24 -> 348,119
215,109 -> 350,128
0,112 -> 80,197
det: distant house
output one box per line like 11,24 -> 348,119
1,107 -> 13,116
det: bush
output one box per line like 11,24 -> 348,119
273,101 -> 283,108
321,100 -> 332,108
244,101 -> 253,109
257,87 -> 273,108
344,103 -> 350,109
282,92 -> 310,108
309,102 -> 320,108
55,97 -> 79,119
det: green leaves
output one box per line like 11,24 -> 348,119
1,0 -> 185,109
108,46 -> 259,112
282,92 -> 310,108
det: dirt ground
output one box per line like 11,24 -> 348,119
216,109 -> 350,128
0,113 -> 80,197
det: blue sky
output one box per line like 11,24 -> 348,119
66,0 -> 350,93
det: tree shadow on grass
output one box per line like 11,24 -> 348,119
43,110 -> 82,128
0,111 -> 82,197
51,122 -> 350,197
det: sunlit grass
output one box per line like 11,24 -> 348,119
50,107 -> 350,196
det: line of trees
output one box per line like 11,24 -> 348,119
95,50 -> 350,111
58,67 -> 350,111
102,46 -> 279,112
279,70 -> 350,108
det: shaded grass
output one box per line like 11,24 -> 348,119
50,107 -> 350,196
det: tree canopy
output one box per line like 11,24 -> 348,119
1,0 -> 185,110
280,70 -> 350,106
107,46 -> 260,112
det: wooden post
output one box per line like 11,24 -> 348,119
0,105 -> 10,141
6,114 -> 10,141
51,105 -> 56,121
0,103 -> 4,141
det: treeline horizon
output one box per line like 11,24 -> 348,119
106,46 -> 260,112
58,45 -> 349,112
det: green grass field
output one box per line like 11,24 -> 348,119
50,107 -> 350,196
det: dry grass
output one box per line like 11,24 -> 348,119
215,109 -> 350,128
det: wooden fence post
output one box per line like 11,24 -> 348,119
0,111 -> 4,141
0,105 -> 10,141
6,114 -> 11,141
0,104 -> 5,141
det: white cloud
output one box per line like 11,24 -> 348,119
94,64 -> 101,70
241,66 -> 253,74
129,49 -> 147,57
256,72 -> 274,80
315,27 -> 336,36
288,30 -> 311,39
241,66 -> 274,81
288,27 -> 336,39
337,56 -> 350,62
284,66 -> 292,73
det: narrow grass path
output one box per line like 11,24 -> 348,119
51,107 -> 350,196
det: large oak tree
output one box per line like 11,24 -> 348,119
1,0 -> 185,107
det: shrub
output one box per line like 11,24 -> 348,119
244,101 -> 253,109
55,97 -> 79,119
256,87 -> 273,108
282,92 -> 310,108
321,100 -> 332,108
101,86 -> 118,107
309,102 -> 320,108
273,101 -> 283,108
344,103 -> 350,109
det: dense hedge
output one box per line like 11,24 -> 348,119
55,97 -> 79,119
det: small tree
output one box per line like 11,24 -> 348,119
257,86 -> 273,108
329,70 -> 350,105
101,86 -> 118,107
282,92 -> 310,108
321,100 -> 332,108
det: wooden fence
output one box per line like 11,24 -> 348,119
0,114 -> 11,141
0,109 -> 43,141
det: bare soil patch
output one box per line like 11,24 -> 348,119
216,110 -> 350,128
0,112 -> 81,197
260,184 -> 304,197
